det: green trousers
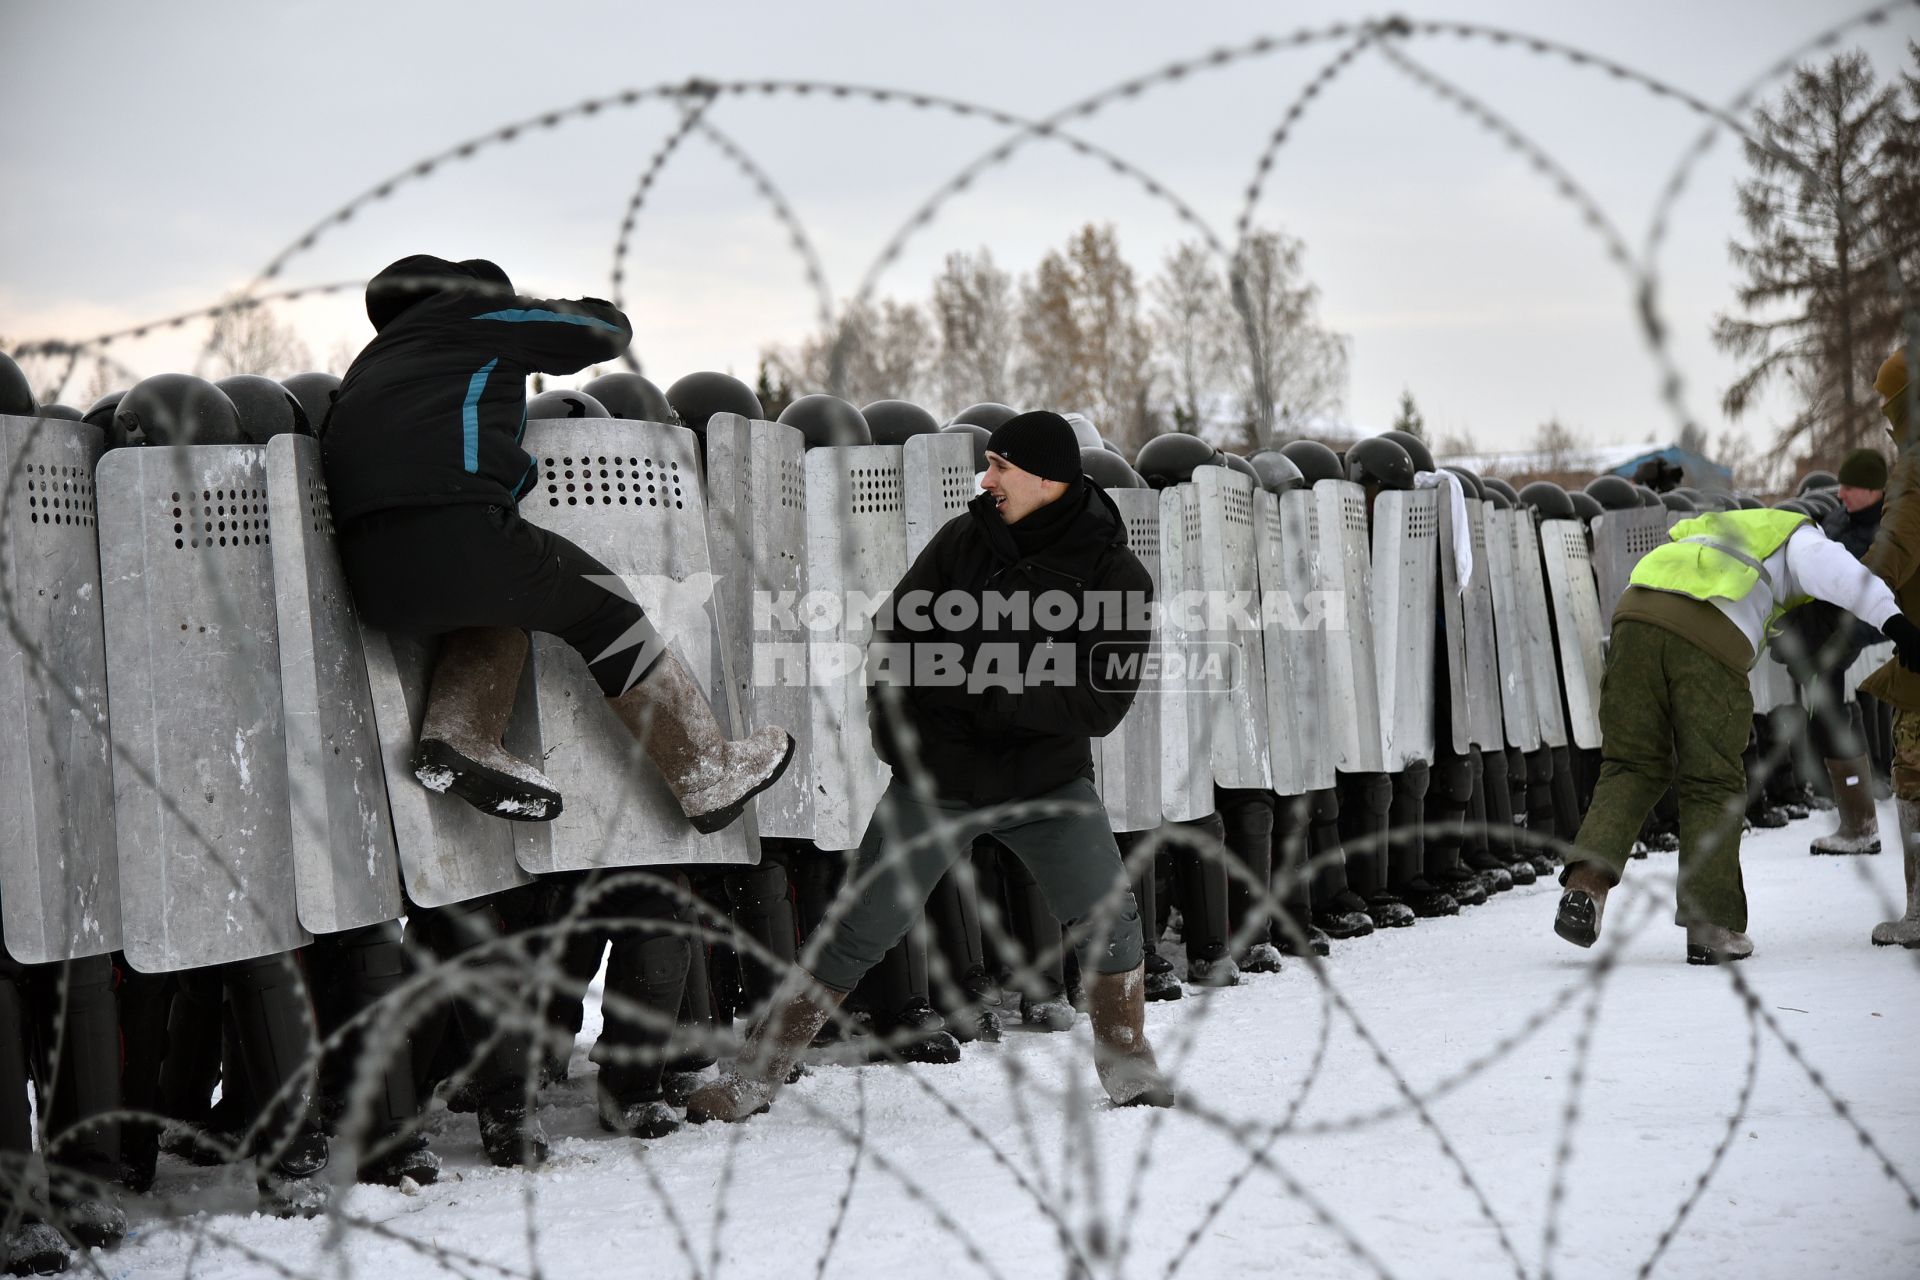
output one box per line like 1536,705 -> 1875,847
1569,620 -> 1753,931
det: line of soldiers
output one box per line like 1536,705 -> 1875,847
7,319 -> 1919,1274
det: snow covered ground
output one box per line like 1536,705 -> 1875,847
104,806 -> 1919,1280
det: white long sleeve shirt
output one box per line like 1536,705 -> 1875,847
1701,524 -> 1899,658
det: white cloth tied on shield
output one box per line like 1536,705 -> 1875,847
1415,469 -> 1473,591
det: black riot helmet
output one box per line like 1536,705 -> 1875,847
1800,489 -> 1841,519
1484,485 -> 1512,510
114,373 -> 244,447
1584,475 -> 1640,511
1519,480 -> 1577,520
1219,451 -> 1259,484
862,399 -> 940,446
1249,449 -> 1305,494
1380,428 -> 1435,474
83,390 -> 126,430
1482,476 -> 1521,506
1081,446 -> 1143,490
941,422 -> 992,471
0,352 -> 33,417
1660,491 -> 1697,514
527,388 -> 611,419
34,404 -> 82,421
948,402 -> 1018,432
1797,470 -> 1838,495
1736,495 -> 1764,510
281,372 -> 342,437
779,393 -> 872,450
1774,497 -> 1815,516
665,371 -> 763,435
1635,484 -> 1662,508
216,374 -> 309,442
583,372 -> 676,423
1568,491 -> 1604,523
1134,432 -> 1221,489
1442,464 -> 1484,500
1279,439 -> 1343,487
1345,437 -> 1415,491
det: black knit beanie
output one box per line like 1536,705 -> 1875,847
1838,447 -> 1889,490
986,410 -> 1082,483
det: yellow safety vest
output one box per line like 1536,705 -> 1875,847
1629,509 -> 1812,632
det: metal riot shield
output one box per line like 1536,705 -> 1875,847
264,434 -> 402,934
1590,505 -> 1670,631
1483,506 -> 1542,752
807,445 -> 906,851
97,445 -> 310,971
359,627 -> 540,907
0,416 -> 120,963
904,432 -> 975,562
1271,487 -> 1338,793
1095,489 -> 1163,832
703,413 -> 813,839
1539,518 -> 1605,750
1436,482 -> 1474,758
1511,512 -> 1569,749
1371,489 -> 1438,770
1158,485 -> 1215,820
1316,480 -> 1386,774
1749,650 -> 1785,714
1194,468 -> 1271,790
1847,640 -> 1895,694
1462,499 -> 1506,752
519,419 -> 755,872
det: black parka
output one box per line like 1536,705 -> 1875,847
868,480 -> 1153,807
322,256 -> 632,523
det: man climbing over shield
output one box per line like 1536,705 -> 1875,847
686,410 -> 1173,1121
1552,489 -> 1920,964
323,255 -> 793,831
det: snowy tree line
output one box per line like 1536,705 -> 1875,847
760,223 -> 1351,457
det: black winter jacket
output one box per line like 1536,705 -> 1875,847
322,256 -> 632,523
867,480 -> 1153,807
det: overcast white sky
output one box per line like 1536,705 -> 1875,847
2,0 -> 1913,453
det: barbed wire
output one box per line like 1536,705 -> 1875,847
3,6 -> 1919,1280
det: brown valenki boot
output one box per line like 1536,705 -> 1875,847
1871,798 -> 1920,948
608,649 -> 794,835
1810,755 -> 1882,855
1085,965 -> 1175,1108
685,976 -> 846,1123
412,627 -> 563,821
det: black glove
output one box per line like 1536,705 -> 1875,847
1883,613 -> 1920,674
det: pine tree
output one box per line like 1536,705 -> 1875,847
1713,50 -> 1904,462
1391,389 -> 1425,438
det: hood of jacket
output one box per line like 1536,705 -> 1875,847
366,255 -> 514,333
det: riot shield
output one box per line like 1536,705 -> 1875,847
1590,505 -> 1670,630
1252,491 -> 1303,796
360,626 -> 541,907
1315,480 -> 1386,774
1436,482 -> 1473,757
264,434 -> 403,934
1194,468 -> 1271,790
1512,513 -> 1569,749
0,416 -> 120,963
807,444 -> 906,850
1462,499 -> 1506,753
903,432 -> 975,562
1539,518 -> 1605,750
1095,489 -> 1163,832
702,413 -> 813,839
97,444 -> 310,971
1274,487 -> 1338,792
1159,485 -> 1215,820
518,419 -> 756,873
1483,506 -> 1542,752
1371,489 -> 1438,770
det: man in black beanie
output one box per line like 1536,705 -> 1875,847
687,410 -> 1173,1122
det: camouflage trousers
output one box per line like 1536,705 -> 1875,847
1891,709 -> 1920,801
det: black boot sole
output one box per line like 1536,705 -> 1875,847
412,738 -> 562,822
1685,946 -> 1752,965
1553,890 -> 1599,948
687,733 -> 796,835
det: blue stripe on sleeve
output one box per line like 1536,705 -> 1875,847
470,307 -> 626,334
461,358 -> 498,473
